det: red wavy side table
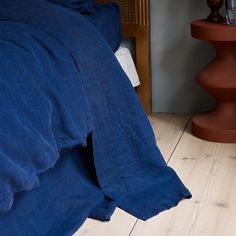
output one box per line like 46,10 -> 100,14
191,20 -> 236,143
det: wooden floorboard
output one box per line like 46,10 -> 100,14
74,113 -> 189,236
131,123 -> 236,236
149,113 -> 190,162
75,208 -> 137,236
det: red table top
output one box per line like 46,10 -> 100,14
191,19 -> 236,41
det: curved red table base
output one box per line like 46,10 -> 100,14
191,20 -> 236,143
192,103 -> 236,143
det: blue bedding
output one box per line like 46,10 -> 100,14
0,142 -> 117,236
0,0 -> 191,235
83,3 -> 122,52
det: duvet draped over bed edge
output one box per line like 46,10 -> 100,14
0,0 -> 191,235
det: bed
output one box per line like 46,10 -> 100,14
0,1 -> 191,235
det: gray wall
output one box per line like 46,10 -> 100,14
150,0 -> 220,113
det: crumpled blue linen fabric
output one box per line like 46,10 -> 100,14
0,141 -> 117,236
0,0 -> 191,234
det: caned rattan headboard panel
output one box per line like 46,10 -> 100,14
96,0 -> 151,114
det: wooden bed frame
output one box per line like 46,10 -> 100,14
96,0 -> 151,114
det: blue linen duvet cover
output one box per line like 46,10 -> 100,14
0,0 -> 191,235
83,3 -> 122,52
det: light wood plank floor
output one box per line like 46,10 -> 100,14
74,113 -> 236,236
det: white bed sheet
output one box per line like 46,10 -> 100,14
115,47 -> 140,87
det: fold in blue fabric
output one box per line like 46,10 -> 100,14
47,0 -> 96,14
0,0 -> 191,234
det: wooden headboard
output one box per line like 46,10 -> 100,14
96,0 -> 151,114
